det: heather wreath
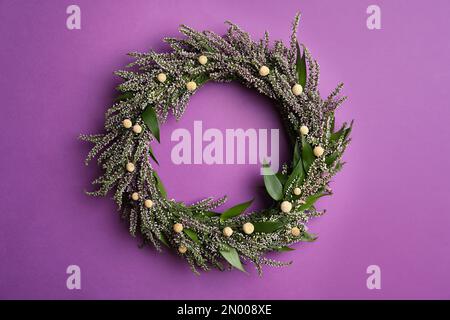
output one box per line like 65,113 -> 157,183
80,13 -> 352,275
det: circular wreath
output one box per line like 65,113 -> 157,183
81,14 -> 352,275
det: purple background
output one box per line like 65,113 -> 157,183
1,0 -> 450,299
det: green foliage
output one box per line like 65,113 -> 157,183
253,219 -> 287,233
262,165 -> 283,201
142,104 -> 160,142
219,199 -> 253,222
219,245 -> 246,273
296,42 -> 307,87
184,229 -> 200,244
301,136 -> 314,173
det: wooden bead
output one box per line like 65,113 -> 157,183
293,188 -> 301,196
144,199 -> 154,208
242,222 -> 254,235
280,201 -> 292,213
173,223 -> 183,233
299,125 -> 309,135
291,227 -> 301,237
223,227 -> 233,237
186,81 -> 197,92
178,245 -> 187,254
157,73 -> 167,83
198,55 -> 208,65
259,65 -> 270,76
292,84 -> 303,96
313,146 -> 325,157
132,124 -> 142,134
126,162 -> 135,172
122,119 -> 132,129
131,192 -> 139,201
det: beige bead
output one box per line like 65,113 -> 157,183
223,227 -> 233,237
242,222 -> 255,235
144,199 -> 154,208
131,192 -> 139,201
259,65 -> 270,77
178,245 -> 187,254
186,81 -> 197,92
292,84 -> 303,96
280,201 -> 293,213
126,162 -> 135,172
198,55 -> 208,65
157,73 -> 167,83
291,227 -> 301,237
293,188 -> 302,196
173,223 -> 183,233
132,124 -> 142,134
299,125 -> 309,135
122,119 -> 132,129
313,146 -> 325,157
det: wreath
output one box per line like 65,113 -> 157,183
81,13 -> 352,275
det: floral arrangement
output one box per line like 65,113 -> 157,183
81,13 -> 352,275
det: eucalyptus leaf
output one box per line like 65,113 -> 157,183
301,135 -> 314,174
219,245 -> 246,273
184,229 -> 200,244
295,41 -> 307,87
219,199 -> 253,222
141,104 -> 160,142
253,220 -> 286,233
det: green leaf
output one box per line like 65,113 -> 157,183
194,73 -> 209,86
301,135 -> 314,173
204,211 -> 220,217
219,199 -> 253,222
298,193 -> 330,211
219,245 -> 246,273
276,172 -> 288,185
293,140 -> 301,167
153,171 -> 167,198
141,104 -> 160,143
115,91 -> 134,102
284,153 -> 304,194
184,229 -> 200,244
330,121 -> 352,143
325,152 -> 339,166
262,165 -> 283,201
295,41 -> 307,87
148,145 -> 159,165
253,220 -> 286,233
158,233 -> 169,247
274,246 -> 295,252
300,232 -> 318,242
335,161 -> 345,172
